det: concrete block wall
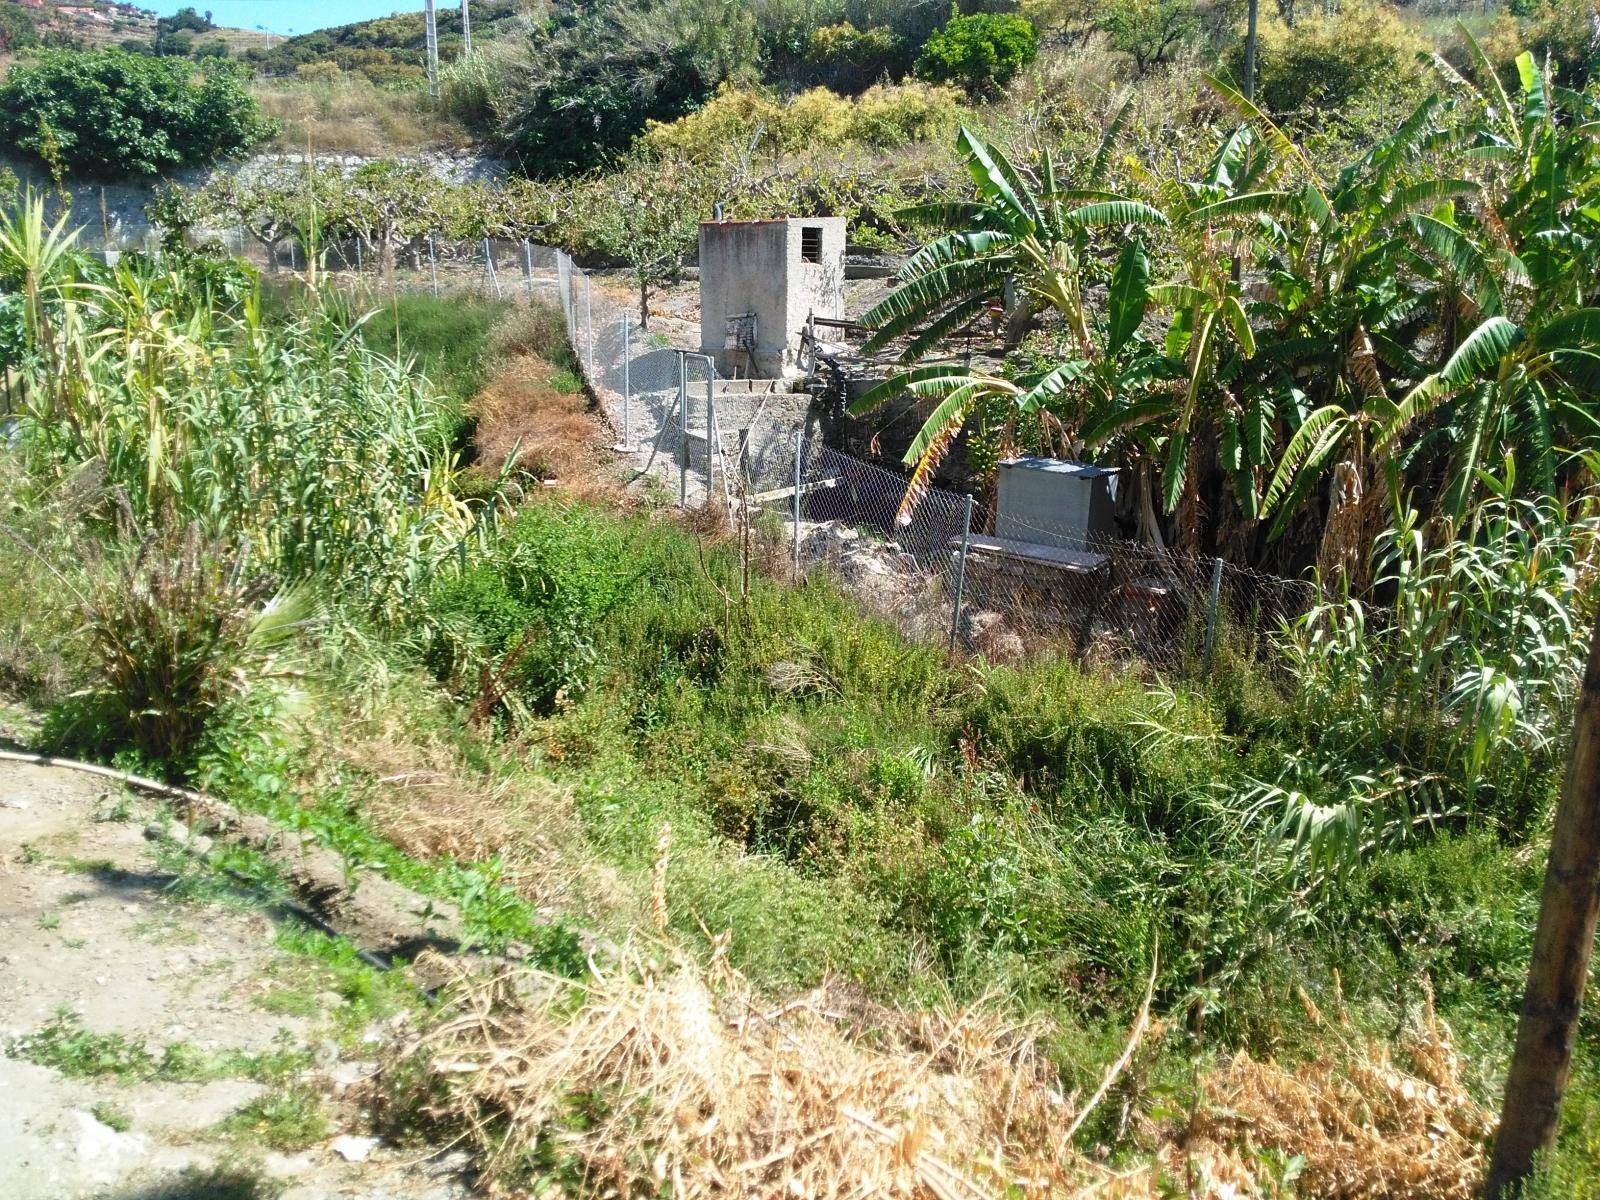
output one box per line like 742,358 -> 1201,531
698,217 -> 845,378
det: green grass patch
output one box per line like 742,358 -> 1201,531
216,1085 -> 330,1151
90,1101 -> 132,1132
360,292 -> 510,421
10,1010 -> 311,1085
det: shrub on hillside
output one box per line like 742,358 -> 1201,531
491,0 -> 759,175
915,11 -> 1038,94
641,81 -> 961,160
1479,0 -> 1600,89
0,2 -> 39,53
805,21 -> 908,91
1226,0 -> 1428,117
0,50 -> 274,179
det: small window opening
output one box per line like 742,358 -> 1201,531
800,225 -> 823,263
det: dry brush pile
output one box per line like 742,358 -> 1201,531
369,940 -> 1492,1198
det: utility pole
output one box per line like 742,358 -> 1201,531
1486,614 -> 1600,1196
423,0 -> 439,98
460,0 -> 471,57
1243,0 -> 1259,101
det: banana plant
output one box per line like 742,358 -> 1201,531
854,118 -> 1167,516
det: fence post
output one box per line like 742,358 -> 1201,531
1202,556 -> 1224,670
705,358 -> 717,503
792,432 -> 803,581
484,238 -> 502,300
613,316 -> 634,452
584,274 -> 595,377
678,352 -> 689,508
522,239 -> 534,300
428,234 -> 438,297
949,495 -> 975,653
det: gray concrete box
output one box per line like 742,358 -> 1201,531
698,217 -> 845,378
994,458 -> 1120,550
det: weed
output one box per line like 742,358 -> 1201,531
93,790 -> 136,823
55,856 -> 117,875
12,1010 -> 159,1080
216,1085 -> 330,1150
39,527 -> 297,782
548,367 -> 584,395
10,1011 -> 311,1085
36,912 -> 61,931
254,988 -> 321,1019
268,924 -> 418,1040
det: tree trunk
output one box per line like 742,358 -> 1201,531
1485,614 -> 1600,1197
639,274 -> 650,330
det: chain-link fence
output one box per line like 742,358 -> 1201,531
90,219 -> 1317,669
544,252 -> 1319,669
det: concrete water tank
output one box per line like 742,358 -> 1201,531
994,458 -> 1120,550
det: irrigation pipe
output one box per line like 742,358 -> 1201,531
0,748 -> 207,808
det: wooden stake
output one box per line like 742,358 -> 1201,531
1486,614 -> 1600,1196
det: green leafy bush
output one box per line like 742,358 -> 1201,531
915,11 -> 1037,94
427,506 -> 638,714
0,50 -> 275,179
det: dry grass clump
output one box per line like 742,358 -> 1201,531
1185,995 -> 1493,1199
338,721 -> 626,920
374,945 -> 1160,1199
469,353 -> 610,500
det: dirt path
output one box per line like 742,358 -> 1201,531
0,759 -> 468,1200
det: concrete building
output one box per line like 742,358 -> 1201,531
698,216 -> 845,378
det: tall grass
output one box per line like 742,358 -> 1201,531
1238,498 -> 1598,877
249,76 -> 458,155
2,198 -> 475,621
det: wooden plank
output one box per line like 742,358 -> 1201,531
953,533 -> 1109,574
748,477 -> 841,505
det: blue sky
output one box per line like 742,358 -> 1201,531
143,0 -> 451,37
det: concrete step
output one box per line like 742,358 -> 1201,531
712,378 -> 795,396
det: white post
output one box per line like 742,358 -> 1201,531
424,0 -> 439,98
522,238 -> 533,299
428,234 -> 438,297
612,316 -> 634,452
949,495 -> 975,653
705,358 -> 716,503
792,432 -> 803,580
678,353 -> 689,508
1203,556 -> 1225,669
460,0 -> 472,56
483,238 -> 502,300
584,274 -> 595,377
